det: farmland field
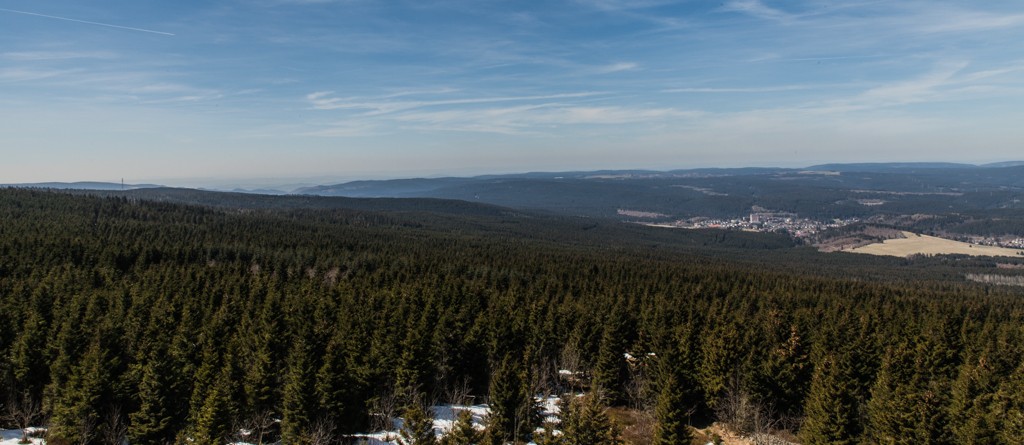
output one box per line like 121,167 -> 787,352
850,231 -> 1024,258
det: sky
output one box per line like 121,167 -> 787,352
2,0 -> 1024,187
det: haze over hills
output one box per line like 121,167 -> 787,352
292,162 -> 1024,226
10,163 -> 1024,235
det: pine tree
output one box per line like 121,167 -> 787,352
949,354 -> 1002,444
281,335 -> 317,445
561,392 -> 622,445
800,353 -> 858,445
187,336 -> 224,434
192,366 -> 235,445
441,409 -> 483,445
47,333 -> 114,445
756,324 -> 811,416
485,353 -> 535,444
9,307 -> 48,402
316,330 -> 365,434
865,343 -> 916,445
699,320 -> 743,410
652,369 -> 693,445
591,309 -> 630,405
530,420 -> 564,445
997,360 -> 1024,444
128,351 -> 178,445
398,402 -> 437,445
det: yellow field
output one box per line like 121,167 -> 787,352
850,231 -> 1024,258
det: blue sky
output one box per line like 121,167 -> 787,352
2,1 -> 1024,186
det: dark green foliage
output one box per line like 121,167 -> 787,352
1,189 -> 1023,444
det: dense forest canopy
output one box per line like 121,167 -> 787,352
2,188 -> 1024,444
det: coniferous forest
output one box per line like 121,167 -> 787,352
2,188 -> 1024,444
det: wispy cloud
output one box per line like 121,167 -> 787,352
915,9 -> 1024,33
664,85 -> 840,93
722,0 -> 794,22
575,0 -> 679,12
0,67 -> 82,83
302,121 -> 379,137
1,50 -> 117,61
384,104 -> 699,135
306,91 -> 603,114
596,62 -> 638,74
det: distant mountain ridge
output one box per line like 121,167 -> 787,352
2,181 -> 162,190
803,162 -> 978,172
292,162 -> 1024,221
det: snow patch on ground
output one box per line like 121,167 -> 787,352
354,396 -> 562,445
1,429 -> 45,445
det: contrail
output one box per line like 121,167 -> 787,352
0,8 -> 174,36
